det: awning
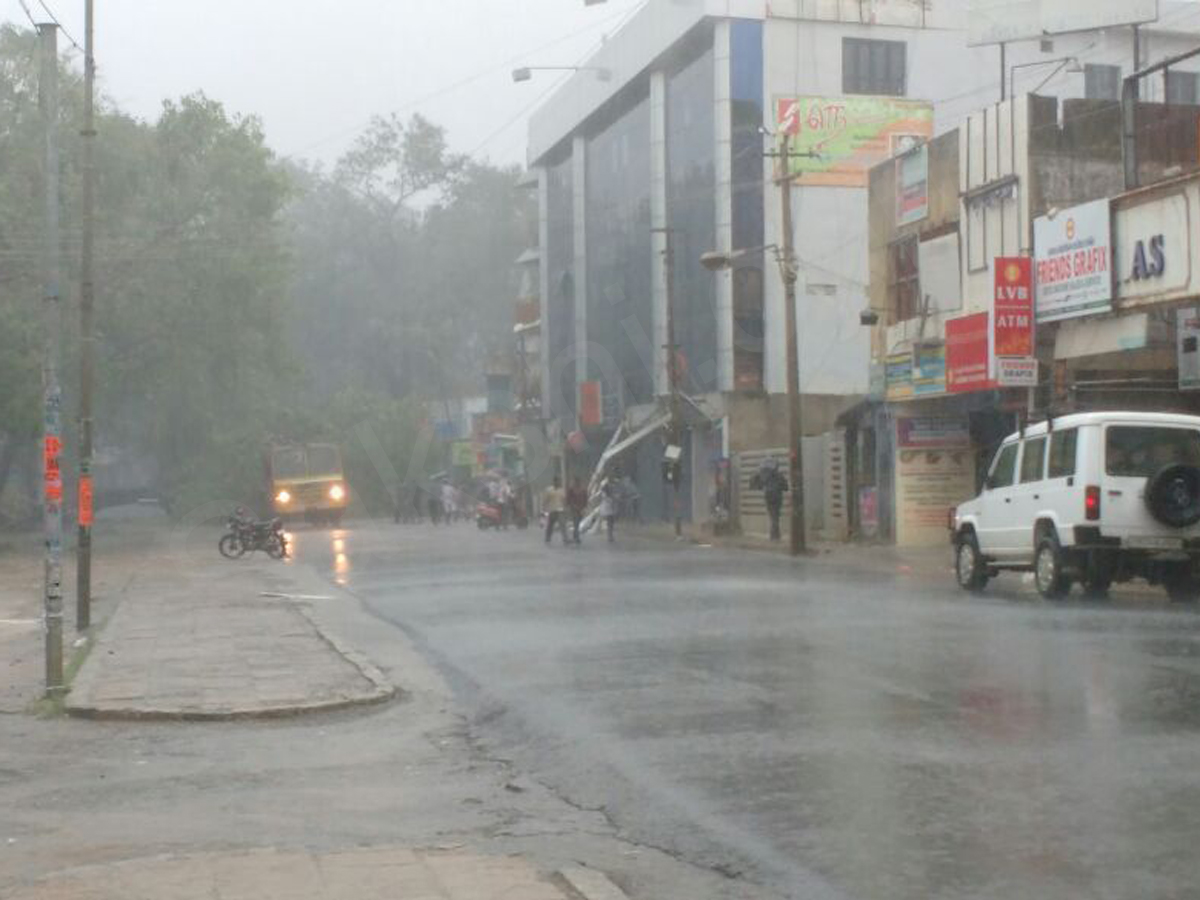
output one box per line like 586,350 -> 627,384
586,407 -> 671,497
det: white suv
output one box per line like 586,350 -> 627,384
952,412 -> 1200,601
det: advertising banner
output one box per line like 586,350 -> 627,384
776,97 -> 934,187
897,417 -> 971,450
945,313 -> 992,394
1034,199 -> 1113,322
895,445 -> 976,547
993,257 -> 1034,358
913,342 -> 946,396
1179,308 -> 1200,391
885,352 -> 913,401
896,145 -> 929,226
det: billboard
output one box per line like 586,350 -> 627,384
1034,199 -> 1113,323
776,97 -> 933,187
968,0 -> 1158,47
896,145 -> 928,226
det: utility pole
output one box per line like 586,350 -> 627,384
38,22 -> 65,695
778,132 -> 806,556
662,229 -> 683,538
76,0 -> 96,631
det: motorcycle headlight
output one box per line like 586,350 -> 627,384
329,484 -> 345,501
276,490 -> 291,505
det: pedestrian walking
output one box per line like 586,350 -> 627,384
566,478 -> 588,545
750,460 -> 789,542
599,479 -> 617,543
541,476 -> 568,545
441,481 -> 457,525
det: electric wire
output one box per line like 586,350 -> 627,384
34,0 -> 81,51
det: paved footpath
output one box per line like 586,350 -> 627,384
65,537 -> 393,719
1,846 -> 624,900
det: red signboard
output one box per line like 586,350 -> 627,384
993,256 -> 1034,358
78,476 -> 94,527
579,380 -> 602,429
43,434 -> 62,503
946,312 -> 993,393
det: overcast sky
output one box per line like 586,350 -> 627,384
0,0 -> 646,168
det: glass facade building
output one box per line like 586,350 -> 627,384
585,91 -> 654,418
730,19 -> 765,392
544,150 -> 575,420
666,34 -> 719,395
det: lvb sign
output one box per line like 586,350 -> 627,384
993,257 -> 1038,388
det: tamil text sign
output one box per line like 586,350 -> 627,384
776,96 -> 933,188
946,312 -> 992,394
1034,199 -> 1113,322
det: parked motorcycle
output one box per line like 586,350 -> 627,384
475,501 -> 503,530
219,511 -> 288,560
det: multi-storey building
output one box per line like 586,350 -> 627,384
524,0 -> 1200,539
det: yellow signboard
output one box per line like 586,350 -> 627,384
775,96 -> 934,187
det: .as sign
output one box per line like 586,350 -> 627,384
1034,199 -> 1113,322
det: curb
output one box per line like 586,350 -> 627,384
64,602 -> 398,723
555,865 -> 632,900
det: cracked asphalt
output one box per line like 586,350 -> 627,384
295,521 -> 1200,900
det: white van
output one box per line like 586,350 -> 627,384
952,412 -> 1200,601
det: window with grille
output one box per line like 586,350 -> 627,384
889,237 -> 920,323
1167,71 -> 1200,105
843,38 -> 907,96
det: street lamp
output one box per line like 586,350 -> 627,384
1009,56 -> 1084,100
512,66 -> 612,83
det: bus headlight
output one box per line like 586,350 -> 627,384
329,484 -> 345,501
276,490 -> 291,505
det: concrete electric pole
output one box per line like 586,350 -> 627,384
778,132 -> 806,556
76,0 -> 96,631
38,21 -> 65,695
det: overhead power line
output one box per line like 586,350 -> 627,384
34,0 -> 82,51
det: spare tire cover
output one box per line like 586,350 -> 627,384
1145,465 -> 1200,528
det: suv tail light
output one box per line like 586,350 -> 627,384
1085,485 -> 1101,521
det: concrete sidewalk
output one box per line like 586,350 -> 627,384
65,540 -> 394,720
1,847 -> 627,900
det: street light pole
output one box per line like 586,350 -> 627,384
38,22 -> 65,695
653,226 -> 683,538
76,0 -> 96,632
778,132 -> 806,556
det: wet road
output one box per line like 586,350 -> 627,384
296,523 -> 1200,900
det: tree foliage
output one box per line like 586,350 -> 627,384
0,27 -> 535,523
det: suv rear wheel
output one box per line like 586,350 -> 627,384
955,531 -> 988,593
1034,533 -> 1072,600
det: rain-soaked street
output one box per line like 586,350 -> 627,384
296,522 -> 1200,900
